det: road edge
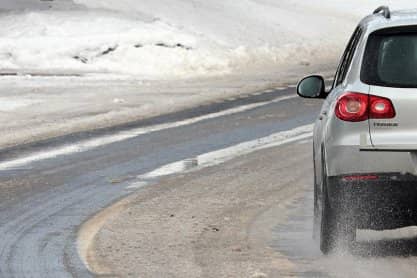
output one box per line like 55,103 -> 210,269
77,195 -> 133,275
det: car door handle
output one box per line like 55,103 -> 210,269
319,111 -> 328,120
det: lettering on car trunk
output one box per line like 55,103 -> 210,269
373,122 -> 399,128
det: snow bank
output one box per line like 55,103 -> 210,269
0,11 -> 213,78
0,1 -> 416,79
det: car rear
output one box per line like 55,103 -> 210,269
326,20 -> 417,231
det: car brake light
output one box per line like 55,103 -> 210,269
335,92 -> 396,122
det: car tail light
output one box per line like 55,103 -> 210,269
369,95 -> 396,119
335,92 -> 395,122
335,92 -> 368,122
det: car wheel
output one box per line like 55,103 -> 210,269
320,186 -> 337,254
320,166 -> 356,254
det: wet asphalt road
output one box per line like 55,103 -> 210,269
0,86 -> 319,277
1,84 -> 417,277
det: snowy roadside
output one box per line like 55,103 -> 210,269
1,0 -> 415,79
0,62 -> 333,150
0,1 -> 347,79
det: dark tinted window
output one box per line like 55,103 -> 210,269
362,26 -> 417,88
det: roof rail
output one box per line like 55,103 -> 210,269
373,6 -> 391,19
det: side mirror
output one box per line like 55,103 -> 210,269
297,75 -> 326,99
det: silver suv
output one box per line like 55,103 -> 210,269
297,6 -> 417,254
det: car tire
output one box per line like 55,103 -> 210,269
320,187 -> 337,254
320,165 -> 356,254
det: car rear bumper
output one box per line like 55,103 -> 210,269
326,145 -> 416,177
327,173 -> 417,230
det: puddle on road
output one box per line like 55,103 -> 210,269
270,187 -> 417,278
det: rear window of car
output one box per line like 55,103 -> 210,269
362,26 -> 417,88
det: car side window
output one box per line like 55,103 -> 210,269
333,27 -> 363,88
